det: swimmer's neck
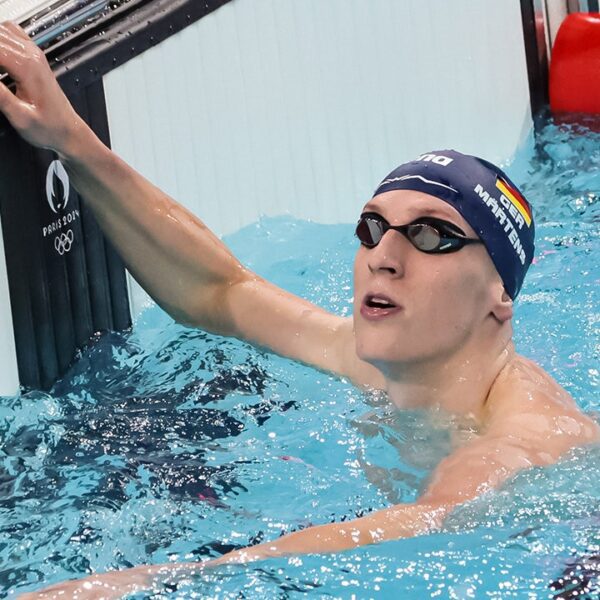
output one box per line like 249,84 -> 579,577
380,337 -> 515,423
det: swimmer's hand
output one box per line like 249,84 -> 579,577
0,21 -> 86,154
17,562 -> 206,599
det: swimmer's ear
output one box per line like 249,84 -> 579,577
491,288 -> 513,323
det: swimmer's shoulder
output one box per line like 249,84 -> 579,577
483,354 -> 600,461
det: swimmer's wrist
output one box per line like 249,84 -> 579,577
55,115 -> 102,163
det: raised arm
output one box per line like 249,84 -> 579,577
0,22 -> 382,387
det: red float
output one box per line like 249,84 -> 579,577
550,13 -> 600,114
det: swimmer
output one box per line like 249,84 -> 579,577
1,21 -> 597,600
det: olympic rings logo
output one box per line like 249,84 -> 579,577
54,229 -> 74,255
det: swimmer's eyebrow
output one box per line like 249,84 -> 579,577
360,201 -> 380,213
360,202 -> 461,223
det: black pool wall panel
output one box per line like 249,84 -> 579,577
0,79 -> 130,390
520,0 -> 550,124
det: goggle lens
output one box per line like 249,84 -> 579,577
406,223 -> 441,252
355,213 -> 480,254
356,217 -> 384,247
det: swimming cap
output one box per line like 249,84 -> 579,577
372,150 -> 535,299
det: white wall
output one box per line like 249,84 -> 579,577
103,0 -> 533,317
0,0 -> 54,21
0,223 -> 20,397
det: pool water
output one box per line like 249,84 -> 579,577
1,119 -> 599,598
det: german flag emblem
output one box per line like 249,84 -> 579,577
495,177 -> 532,227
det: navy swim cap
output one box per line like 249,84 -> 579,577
372,150 -> 535,299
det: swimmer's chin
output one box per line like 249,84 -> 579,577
354,343 -> 423,370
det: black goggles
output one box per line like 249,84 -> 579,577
355,212 -> 483,254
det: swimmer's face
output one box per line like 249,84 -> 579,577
353,190 -> 510,369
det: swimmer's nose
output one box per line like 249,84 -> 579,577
367,230 -> 407,277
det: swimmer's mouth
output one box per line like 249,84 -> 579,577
360,293 -> 402,320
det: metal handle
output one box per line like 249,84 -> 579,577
22,0 -> 110,47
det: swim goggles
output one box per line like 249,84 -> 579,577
355,213 -> 483,254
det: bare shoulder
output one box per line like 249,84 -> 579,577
483,354 -> 600,461
420,356 -> 598,505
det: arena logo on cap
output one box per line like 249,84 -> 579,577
416,153 -> 454,166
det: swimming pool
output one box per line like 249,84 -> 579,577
1,119 -> 599,598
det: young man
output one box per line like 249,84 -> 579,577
1,21 -> 597,599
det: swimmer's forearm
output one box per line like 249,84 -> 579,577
216,502 -> 449,563
58,123 -> 249,332
17,562 -> 206,599
17,504 -> 447,596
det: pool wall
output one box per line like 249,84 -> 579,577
0,0 -> 559,392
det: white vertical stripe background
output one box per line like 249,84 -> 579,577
103,0 -> 533,317
105,0 -> 532,235
0,222 -> 19,396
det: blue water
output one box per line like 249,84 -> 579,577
1,120 -> 599,598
